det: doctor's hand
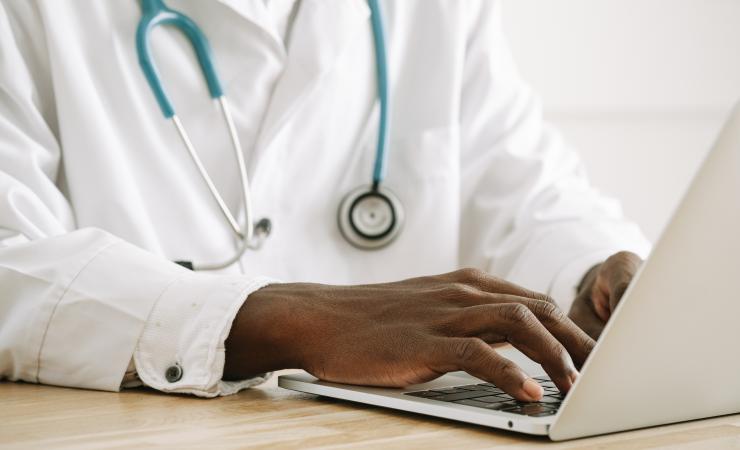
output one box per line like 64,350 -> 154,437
224,269 -> 595,402
568,251 -> 643,340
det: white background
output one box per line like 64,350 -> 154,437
502,0 -> 740,242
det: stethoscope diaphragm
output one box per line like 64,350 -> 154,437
338,185 -> 404,249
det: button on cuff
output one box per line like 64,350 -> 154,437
165,364 -> 183,383
133,274 -> 276,397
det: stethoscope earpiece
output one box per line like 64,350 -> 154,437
338,185 -> 404,250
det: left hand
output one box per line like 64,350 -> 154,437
568,251 -> 643,339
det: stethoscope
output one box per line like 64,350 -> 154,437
136,0 -> 403,271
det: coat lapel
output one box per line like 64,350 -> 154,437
249,0 -> 371,175
215,0 -> 280,44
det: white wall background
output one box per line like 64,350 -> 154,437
502,0 -> 740,242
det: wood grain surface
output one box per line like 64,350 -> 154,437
2,370 -> 739,449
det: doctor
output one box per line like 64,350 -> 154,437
0,1 -> 649,401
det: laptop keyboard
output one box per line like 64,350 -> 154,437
404,376 -> 562,417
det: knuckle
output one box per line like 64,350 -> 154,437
583,335 -> 597,353
551,345 -> 572,369
550,339 -> 569,358
455,338 -> 486,363
609,250 -> 638,265
442,282 -> 477,300
615,250 -> 635,260
531,300 -> 566,323
503,303 -> 534,324
454,267 -> 486,284
491,358 -> 517,376
523,289 -> 555,303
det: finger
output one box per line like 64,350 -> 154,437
444,268 -> 552,302
568,293 -> 605,340
451,304 -> 578,392
432,337 -> 544,402
444,293 -> 596,368
518,297 -> 596,368
591,279 -> 611,322
597,252 -> 642,315
605,270 -> 634,312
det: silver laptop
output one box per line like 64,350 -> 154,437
279,103 -> 740,441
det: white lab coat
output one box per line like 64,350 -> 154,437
0,0 -> 650,396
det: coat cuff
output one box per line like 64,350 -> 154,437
34,229 -> 276,395
36,233 -> 184,390
133,272 -> 276,397
505,222 -> 651,311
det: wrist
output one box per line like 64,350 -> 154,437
223,284 -> 302,380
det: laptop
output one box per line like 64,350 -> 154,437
278,102 -> 740,440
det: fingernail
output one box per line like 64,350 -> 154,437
522,378 -> 543,400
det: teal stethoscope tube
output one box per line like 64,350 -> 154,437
366,0 -> 390,189
136,0 -> 224,118
136,0 -> 391,186
136,0 -> 398,259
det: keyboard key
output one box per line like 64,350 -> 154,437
531,410 -> 558,417
456,384 -> 486,391
532,402 -> 560,411
486,401 -> 521,411
453,397 -> 558,417
536,396 -> 562,404
454,399 -> 507,409
502,403 -> 553,416
477,386 -> 506,394
430,387 -> 468,394
472,395 -> 511,403
533,376 -> 551,382
432,391 -> 497,402
405,390 -> 444,398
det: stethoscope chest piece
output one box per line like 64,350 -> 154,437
338,185 -> 404,250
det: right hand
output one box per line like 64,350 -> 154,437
224,269 -> 595,402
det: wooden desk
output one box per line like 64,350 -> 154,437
2,372 -> 739,449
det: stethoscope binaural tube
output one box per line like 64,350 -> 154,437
136,0 -> 403,271
136,0 -> 272,270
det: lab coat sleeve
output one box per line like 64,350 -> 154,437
0,3 -> 272,396
458,1 -> 651,311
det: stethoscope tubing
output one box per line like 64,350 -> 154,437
367,0 -> 390,190
136,0 -> 396,268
